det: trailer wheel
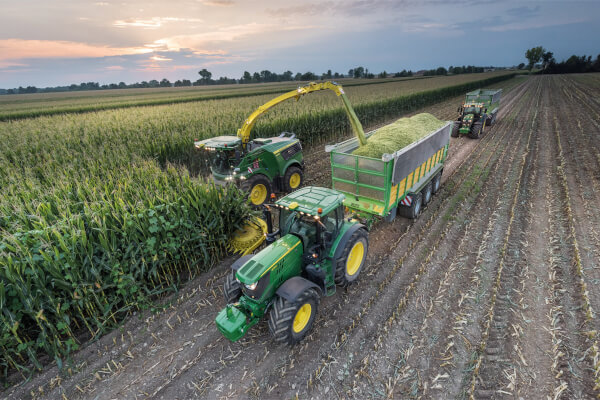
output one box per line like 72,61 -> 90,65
490,113 -> 497,126
245,175 -> 272,206
451,121 -> 460,138
268,288 -> 319,345
399,192 -> 423,219
283,166 -> 303,192
432,172 -> 442,194
223,271 -> 242,303
334,229 -> 369,286
468,121 -> 483,139
422,182 -> 433,205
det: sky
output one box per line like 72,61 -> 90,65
1,0 -> 599,88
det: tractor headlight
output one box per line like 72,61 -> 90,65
245,282 -> 258,291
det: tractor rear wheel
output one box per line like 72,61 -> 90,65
451,121 -> 460,138
422,181 -> 433,205
334,229 -> 368,286
468,121 -> 483,139
399,191 -> 423,219
268,288 -> 319,345
283,166 -> 303,192
224,271 -> 242,303
245,175 -> 272,206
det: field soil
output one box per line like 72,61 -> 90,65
5,75 -> 600,400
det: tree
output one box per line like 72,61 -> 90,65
379,71 -> 388,78
159,78 -> 171,87
517,63 -> 525,70
198,68 -> 212,84
241,71 -> 252,84
525,46 -> 545,70
542,51 -> 555,71
435,67 -> 447,75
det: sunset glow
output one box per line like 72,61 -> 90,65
0,1 -> 597,87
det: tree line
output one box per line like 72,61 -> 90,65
524,46 -> 600,74
0,64 -> 500,95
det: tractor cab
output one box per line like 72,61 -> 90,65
271,186 -> 346,260
195,136 -> 242,178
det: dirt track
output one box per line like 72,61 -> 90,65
5,74 -> 600,400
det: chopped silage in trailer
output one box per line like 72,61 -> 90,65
352,113 -> 446,158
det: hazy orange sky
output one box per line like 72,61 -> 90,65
1,0 -> 598,87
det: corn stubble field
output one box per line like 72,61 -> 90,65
2,72 -> 600,399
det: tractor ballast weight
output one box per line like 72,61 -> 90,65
216,186 -> 369,344
195,82 -> 367,207
451,88 -> 502,139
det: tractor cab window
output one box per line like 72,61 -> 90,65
463,106 -> 480,114
207,148 -> 238,174
321,206 -> 344,245
279,209 -> 317,251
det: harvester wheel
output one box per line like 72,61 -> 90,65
468,121 -> 483,139
268,288 -> 319,345
245,175 -> 272,206
451,121 -> 460,138
399,192 -> 422,219
334,229 -> 369,286
224,271 -> 242,303
283,166 -> 304,192
432,172 -> 442,194
422,182 -> 433,205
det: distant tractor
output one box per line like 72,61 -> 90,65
195,82 -> 367,206
451,89 -> 502,139
216,186 -> 369,344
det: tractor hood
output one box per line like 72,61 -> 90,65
236,234 -> 303,285
194,135 -> 241,150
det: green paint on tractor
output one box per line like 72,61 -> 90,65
452,88 -> 502,139
216,186 -> 369,344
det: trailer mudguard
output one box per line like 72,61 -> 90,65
331,223 -> 367,262
276,276 -> 322,302
231,255 -> 254,271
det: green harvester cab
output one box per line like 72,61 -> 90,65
195,81 -> 368,207
216,186 -> 369,344
451,89 -> 502,139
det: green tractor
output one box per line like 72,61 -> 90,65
195,81 -> 367,207
451,89 -> 502,139
216,186 -> 369,344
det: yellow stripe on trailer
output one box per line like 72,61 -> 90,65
389,184 -> 398,207
398,178 -> 407,198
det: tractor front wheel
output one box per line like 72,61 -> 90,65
283,166 -> 303,192
268,288 -> 320,345
224,271 -> 242,303
334,229 -> 369,286
451,121 -> 460,138
245,175 -> 272,206
468,121 -> 483,139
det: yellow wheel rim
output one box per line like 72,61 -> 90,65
346,241 -> 364,276
289,172 -> 301,189
249,183 -> 267,205
292,303 -> 312,333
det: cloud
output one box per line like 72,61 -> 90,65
0,61 -> 29,69
105,65 -> 124,70
113,17 -> 203,29
483,17 -> 587,32
0,39 -> 152,60
150,22 -> 311,53
197,0 -> 234,6
150,55 -> 172,61
94,2 -> 110,5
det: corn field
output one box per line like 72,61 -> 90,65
0,72 -> 515,383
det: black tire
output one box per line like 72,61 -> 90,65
422,182 -> 433,206
468,121 -> 483,139
432,171 -> 442,194
243,174 -> 272,206
223,271 -> 242,303
485,115 -> 492,126
334,229 -> 369,286
268,288 -> 319,345
490,113 -> 497,126
399,192 -> 423,219
451,121 -> 460,138
283,165 -> 303,193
